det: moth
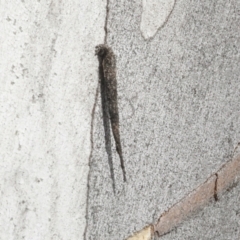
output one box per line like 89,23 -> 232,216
95,44 -> 127,182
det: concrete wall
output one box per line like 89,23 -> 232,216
0,1 -> 104,239
87,0 -> 240,239
0,0 -> 239,240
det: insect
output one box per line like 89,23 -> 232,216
95,44 -> 127,182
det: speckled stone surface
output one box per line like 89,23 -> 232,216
0,1 -> 105,239
86,0 -> 240,239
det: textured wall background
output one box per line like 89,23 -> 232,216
86,0 -> 240,239
0,0 -> 239,240
0,0 -> 104,239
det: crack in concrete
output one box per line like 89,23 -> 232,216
214,173 -> 218,201
140,0 -> 177,40
84,2 -> 110,238
104,0 -> 110,44
83,84 -> 100,240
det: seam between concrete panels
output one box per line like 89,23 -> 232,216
84,1 -> 110,239
104,0 -> 110,44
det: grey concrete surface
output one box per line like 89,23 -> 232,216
0,1 -> 105,239
86,0 -> 240,239
160,182 -> 240,240
1,1 -> 239,240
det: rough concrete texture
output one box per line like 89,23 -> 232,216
1,1 -> 239,240
0,1 -> 105,239
154,154 -> 240,237
140,0 -> 176,39
86,0 -> 240,239
161,177 -> 240,240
